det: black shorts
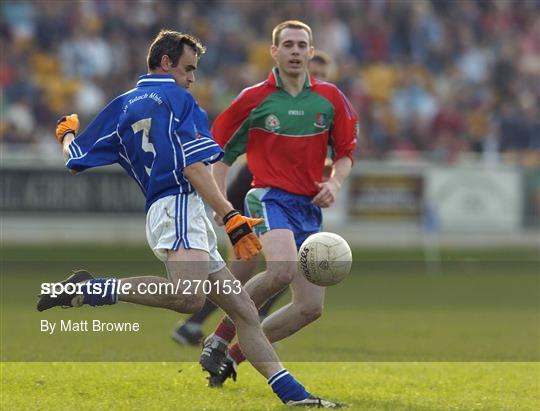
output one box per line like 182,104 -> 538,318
226,164 -> 253,212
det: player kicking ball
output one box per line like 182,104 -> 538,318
199,20 -> 358,387
36,29 -> 341,408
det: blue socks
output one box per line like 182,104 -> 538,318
82,278 -> 118,306
268,369 -> 310,403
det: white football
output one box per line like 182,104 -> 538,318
297,232 -> 352,286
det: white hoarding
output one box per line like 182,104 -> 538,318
426,167 -> 522,232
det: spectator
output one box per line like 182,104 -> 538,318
0,0 -> 538,164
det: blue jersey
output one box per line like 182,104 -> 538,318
65,74 -> 223,212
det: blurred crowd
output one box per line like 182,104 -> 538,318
1,0 -> 539,165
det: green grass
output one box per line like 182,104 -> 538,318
1,245 -> 539,410
2,362 -> 538,410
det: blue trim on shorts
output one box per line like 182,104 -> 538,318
182,193 -> 190,248
172,193 -> 190,251
173,194 -> 180,251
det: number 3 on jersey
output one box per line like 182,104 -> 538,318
132,118 -> 155,176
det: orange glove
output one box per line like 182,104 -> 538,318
223,210 -> 264,260
56,114 -> 79,144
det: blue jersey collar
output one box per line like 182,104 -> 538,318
137,74 -> 176,87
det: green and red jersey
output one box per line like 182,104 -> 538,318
211,68 -> 358,197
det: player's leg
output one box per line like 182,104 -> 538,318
258,193 -> 325,341
189,208 -> 322,404
204,266 -> 333,406
206,266 -> 280,373
200,228 -> 297,384
200,207 -> 294,373
257,287 -> 287,318
36,246 -> 211,314
172,163 -> 258,345
244,229 -> 298,305
37,194 -> 210,314
206,229 -> 297,345
240,189 -> 299,308
224,195 -> 325,366
259,269 -> 325,342
226,261 -> 324,368
202,268 -> 340,407
202,188 -> 298,348
171,247 -> 259,346
36,249 -> 209,313
244,229 -> 296,307
118,247 -> 209,313
200,190 -> 323,388
120,193 -> 215,313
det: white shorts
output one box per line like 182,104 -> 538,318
145,193 -> 226,274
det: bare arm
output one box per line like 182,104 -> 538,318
62,133 -> 75,161
210,161 -> 232,225
62,132 -> 78,175
212,161 -> 230,197
331,156 -> 353,187
184,161 -> 233,222
185,161 -> 263,260
312,156 -> 352,208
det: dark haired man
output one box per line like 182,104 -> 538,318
38,29 -> 340,408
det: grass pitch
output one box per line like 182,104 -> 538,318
2,362 -> 538,410
1,245 -> 539,410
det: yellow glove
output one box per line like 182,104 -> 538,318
223,210 -> 264,260
56,114 -> 79,144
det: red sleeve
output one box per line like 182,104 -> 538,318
330,87 -> 359,163
211,82 -> 273,149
